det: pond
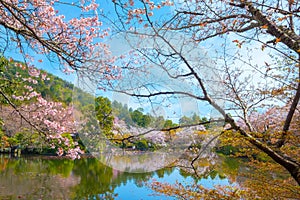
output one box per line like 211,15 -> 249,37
0,154 -> 239,199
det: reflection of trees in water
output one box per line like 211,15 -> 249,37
0,154 -> 249,199
71,158 -> 115,199
0,155 -> 178,199
174,148 -> 242,185
70,159 -> 158,198
71,157 -> 174,198
98,151 -> 180,173
0,155 -> 79,199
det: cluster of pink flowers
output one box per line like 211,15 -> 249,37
66,146 -> 84,159
28,66 -> 40,77
12,91 -> 39,101
11,95 -> 25,101
8,62 -> 83,159
0,0 -> 111,72
145,131 -> 167,146
53,138 -> 83,159
22,77 -> 38,84
26,96 -> 76,134
21,95 -> 83,158
236,105 -> 299,133
121,0 -> 174,24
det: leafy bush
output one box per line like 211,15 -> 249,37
135,139 -> 149,151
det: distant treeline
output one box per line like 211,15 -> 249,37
111,100 -> 209,129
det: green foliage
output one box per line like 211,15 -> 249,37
163,119 -> 177,129
95,96 -> 114,137
113,107 -> 153,128
130,109 -> 152,127
135,139 -> 149,151
47,159 -> 74,177
7,137 -> 18,147
112,101 -> 183,130
179,113 -> 208,127
0,57 -> 26,105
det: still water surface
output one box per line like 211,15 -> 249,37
0,155 -> 236,199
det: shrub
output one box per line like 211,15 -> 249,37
136,139 -> 149,151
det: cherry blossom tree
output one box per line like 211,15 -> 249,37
0,58 -> 83,158
0,0 -> 115,158
109,0 -> 300,185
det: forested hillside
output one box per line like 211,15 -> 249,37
0,57 -> 93,106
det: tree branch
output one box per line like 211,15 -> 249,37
113,89 -> 206,101
278,56 -> 300,147
245,2 -> 300,53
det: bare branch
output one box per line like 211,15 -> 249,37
112,89 -> 206,101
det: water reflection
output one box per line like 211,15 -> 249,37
95,151 -> 180,173
0,154 -> 238,199
0,156 -> 77,199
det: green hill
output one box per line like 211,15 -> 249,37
0,56 -> 94,107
